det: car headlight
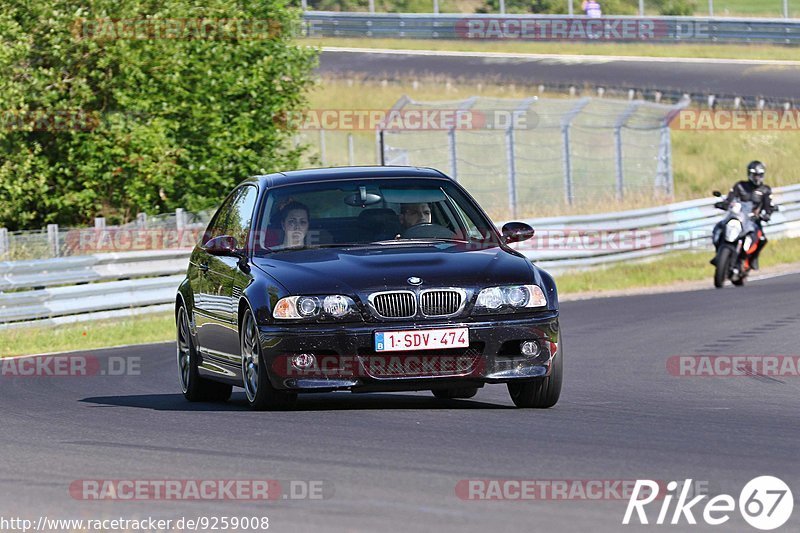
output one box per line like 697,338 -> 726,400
273,295 -> 359,320
474,285 -> 547,313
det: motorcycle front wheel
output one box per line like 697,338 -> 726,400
714,246 -> 733,288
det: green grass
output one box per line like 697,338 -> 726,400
680,0 -> 791,17
304,37 -> 800,61
0,312 -> 175,358
555,236 -> 800,293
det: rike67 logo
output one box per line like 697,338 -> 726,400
623,477 -> 793,530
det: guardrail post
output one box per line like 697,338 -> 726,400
47,224 -> 60,258
567,0 -> 573,16
784,0 -> 789,18
368,0 -> 375,13
639,0 -> 644,16
136,212 -> 147,228
448,126 -> 458,183
0,228 -> 8,258
434,0 -> 440,14
175,208 -> 185,231
505,124 -> 517,219
499,0 -> 506,14
94,217 -> 106,230
708,0 -> 714,17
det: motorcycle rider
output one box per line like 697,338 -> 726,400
713,161 -> 774,270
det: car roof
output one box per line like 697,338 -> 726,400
245,166 -> 451,188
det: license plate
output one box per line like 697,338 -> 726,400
374,328 -> 469,352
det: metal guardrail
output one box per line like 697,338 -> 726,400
302,12 -> 800,45
0,250 -> 191,292
514,184 -> 800,272
1,184 -> 799,327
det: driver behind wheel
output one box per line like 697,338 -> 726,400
399,203 -> 432,229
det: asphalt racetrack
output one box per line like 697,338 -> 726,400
2,272 -> 799,532
318,48 -> 800,101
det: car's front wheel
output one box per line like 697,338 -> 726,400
507,333 -> 562,408
177,305 -> 232,402
241,308 -> 297,411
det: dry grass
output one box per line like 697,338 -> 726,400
304,37 -> 800,61
305,77 -> 800,217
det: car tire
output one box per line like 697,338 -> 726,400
241,308 -> 297,411
432,387 -> 478,400
507,333 -> 562,408
177,305 -> 232,402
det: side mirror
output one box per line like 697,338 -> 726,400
501,222 -> 535,244
713,191 -> 722,197
204,235 -> 242,257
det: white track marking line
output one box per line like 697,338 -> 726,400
1,341 -> 173,361
320,46 -> 800,67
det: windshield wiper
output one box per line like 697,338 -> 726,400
371,238 -> 470,245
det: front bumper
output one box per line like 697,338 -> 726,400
258,312 -> 559,392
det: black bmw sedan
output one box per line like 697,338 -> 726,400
176,166 -> 561,410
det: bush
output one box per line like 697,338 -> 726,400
0,1 -> 317,230
658,0 -> 696,15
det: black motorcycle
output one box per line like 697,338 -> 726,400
710,191 -> 777,288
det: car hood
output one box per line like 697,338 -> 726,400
252,243 -> 539,295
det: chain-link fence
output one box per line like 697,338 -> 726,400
300,0 -> 797,18
375,95 -> 684,218
0,209 -> 214,262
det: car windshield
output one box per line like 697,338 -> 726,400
253,178 -> 500,255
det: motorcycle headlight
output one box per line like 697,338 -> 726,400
274,295 -> 358,320
725,219 -> 742,242
474,285 -> 547,313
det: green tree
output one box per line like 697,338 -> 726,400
0,1 -> 316,230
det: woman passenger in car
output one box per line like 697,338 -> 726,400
278,200 -> 310,249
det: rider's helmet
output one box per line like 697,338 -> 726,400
747,160 -> 766,186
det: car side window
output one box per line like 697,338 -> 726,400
224,185 -> 258,250
201,192 -> 239,246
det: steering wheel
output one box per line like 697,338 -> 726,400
400,223 -> 457,240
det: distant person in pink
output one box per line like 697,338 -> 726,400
582,0 -> 602,17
